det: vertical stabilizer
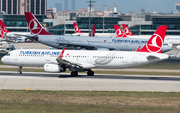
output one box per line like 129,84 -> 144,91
89,24 -> 96,37
136,26 -> 167,53
24,12 -> 51,35
114,25 -> 127,38
122,24 -> 135,36
73,22 -> 82,33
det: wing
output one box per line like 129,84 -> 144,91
56,42 -> 116,50
56,57 -> 83,68
56,48 -> 95,69
14,34 -> 39,41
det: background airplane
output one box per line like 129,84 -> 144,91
0,20 -> 30,43
1,26 -> 169,76
71,22 -> 116,37
122,24 -> 136,36
71,22 -> 96,37
23,12 -> 172,53
121,24 -> 180,45
114,25 -> 127,38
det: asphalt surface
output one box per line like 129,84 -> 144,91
0,71 -> 180,92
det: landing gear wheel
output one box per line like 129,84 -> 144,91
17,66 -> 22,74
17,71 -> 22,74
87,71 -> 94,76
71,71 -> 78,77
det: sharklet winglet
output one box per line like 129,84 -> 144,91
59,48 -> 66,58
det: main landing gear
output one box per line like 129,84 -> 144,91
71,71 -> 78,77
17,66 -> 22,74
70,70 -> 94,77
87,70 -> 94,76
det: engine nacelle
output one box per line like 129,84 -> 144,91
5,33 -> 15,38
43,64 -> 66,73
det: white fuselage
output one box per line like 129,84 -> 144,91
37,35 -> 172,53
71,33 -> 116,37
128,35 -> 180,44
1,49 -> 169,70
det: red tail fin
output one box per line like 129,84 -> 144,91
0,24 -> 4,38
24,12 -> 51,35
122,24 -> 135,36
73,22 -> 82,33
114,25 -> 127,38
136,26 -> 167,53
89,24 -> 96,37
2,24 -> 11,33
0,20 -> 11,34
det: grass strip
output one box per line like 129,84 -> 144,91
0,90 -> 180,113
136,61 -> 180,69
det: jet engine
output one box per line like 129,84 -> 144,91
5,33 -> 16,39
43,64 -> 66,73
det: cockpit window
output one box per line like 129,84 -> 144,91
6,53 -> 10,56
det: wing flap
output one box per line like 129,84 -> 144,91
57,42 -> 115,50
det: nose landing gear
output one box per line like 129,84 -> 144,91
17,66 -> 22,74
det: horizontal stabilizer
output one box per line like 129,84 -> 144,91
147,56 -> 160,61
176,50 -> 180,58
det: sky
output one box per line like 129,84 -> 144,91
47,0 -> 180,13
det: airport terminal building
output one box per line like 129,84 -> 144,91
2,14 -> 49,32
47,13 -> 180,35
2,12 -> 180,35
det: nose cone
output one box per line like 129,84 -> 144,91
1,56 -> 5,64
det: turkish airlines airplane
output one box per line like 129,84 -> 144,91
122,24 -> 136,36
0,20 -> 30,42
71,22 -> 96,37
114,25 -> 127,38
1,26 -> 169,76
71,22 -> 116,37
121,24 -> 180,44
23,12 -> 172,53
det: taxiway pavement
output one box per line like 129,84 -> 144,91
0,71 -> 180,92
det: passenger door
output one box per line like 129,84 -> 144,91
133,53 -> 138,63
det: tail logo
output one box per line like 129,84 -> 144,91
3,26 -> 7,32
146,34 -> 163,53
124,28 -> 130,35
116,29 -> 122,36
29,19 -> 42,34
0,26 -> 4,38
90,30 -> 94,36
75,26 -> 80,33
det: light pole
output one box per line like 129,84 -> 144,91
87,0 -> 95,34
102,4 -> 106,33
25,2 -> 29,32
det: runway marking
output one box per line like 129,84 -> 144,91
1,78 -> 6,90
26,89 -> 31,91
